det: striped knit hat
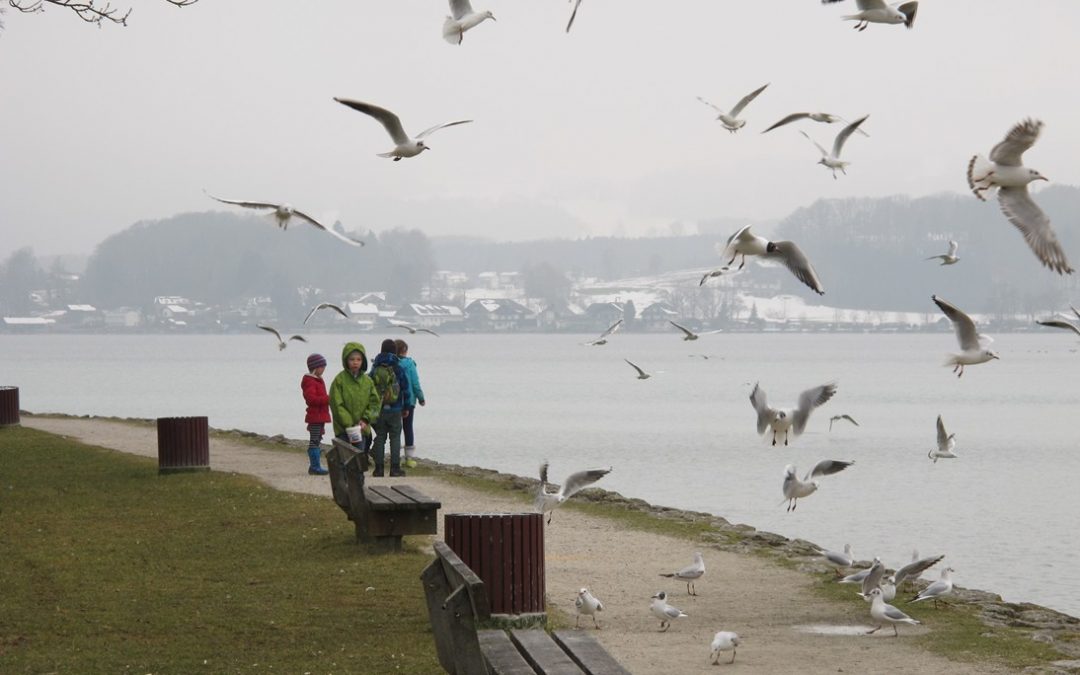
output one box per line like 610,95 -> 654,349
306,353 -> 327,372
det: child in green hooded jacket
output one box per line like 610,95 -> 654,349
328,342 -> 382,455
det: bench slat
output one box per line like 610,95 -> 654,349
478,629 -> 537,674
509,629 -> 585,675
392,484 -> 442,507
551,631 -> 631,675
362,486 -> 398,508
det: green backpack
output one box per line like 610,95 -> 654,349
372,362 -> 400,406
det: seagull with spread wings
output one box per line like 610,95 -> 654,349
782,460 -> 854,511
829,414 -> 859,431
800,115 -> 869,179
624,359 -> 652,380
762,111 -> 869,136
926,240 -> 960,266
535,462 -> 612,523
303,302 -> 349,325
931,295 -> 999,377
584,319 -> 623,346
883,554 -> 946,600
968,119 -> 1072,275
442,0 -> 495,45
334,98 -> 473,161
701,225 -> 825,295
697,83 -> 769,133
668,321 -> 720,341
257,324 -> 307,351
823,0 -> 919,31
929,415 -> 957,463
388,319 -> 440,337
206,193 -> 364,247
751,381 -> 838,446
1036,306 -> 1080,338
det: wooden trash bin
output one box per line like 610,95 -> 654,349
444,513 -> 545,618
0,387 -> 19,427
156,416 -> 210,474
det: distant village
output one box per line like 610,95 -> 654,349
1,265 -> 1036,335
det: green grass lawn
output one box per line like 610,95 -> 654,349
0,426 -> 441,674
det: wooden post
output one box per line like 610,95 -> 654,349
0,387 -> 19,427
444,513 -> 545,617
156,416 -> 210,474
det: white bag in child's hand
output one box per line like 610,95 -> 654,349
345,425 -> 363,444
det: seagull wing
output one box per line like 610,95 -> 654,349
838,414 -> 859,427
293,212 -> 364,247
418,328 -> 441,337
749,382 -> 776,435
832,115 -> 869,158
1072,305 -> 1080,322
989,118 -> 1042,166
765,240 -> 825,295
793,382 -> 838,435
894,554 -> 945,587
915,579 -> 950,600
288,335 -> 307,343
947,240 -> 959,257
599,319 -> 624,339
1037,320 -> 1080,337
696,96 -> 723,114
808,459 -> 854,480
669,321 -> 696,339
762,112 -> 811,134
320,303 -> 349,319
855,0 -> 889,10
449,0 -> 473,20
935,415 -> 949,448
206,193 -> 278,211
560,466 -> 611,499
566,0 -> 583,32
861,560 -> 885,596
883,604 -> 916,622
415,119 -> 473,140
624,359 -> 648,378
997,186 -> 1074,275
289,207 -> 331,231
333,98 -> 410,145
932,295 -> 980,351
729,83 -> 769,118
539,461 -> 550,486
257,324 -> 283,342
799,130 -> 829,158
897,1 -> 918,27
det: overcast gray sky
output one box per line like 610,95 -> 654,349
1,0 -> 1077,258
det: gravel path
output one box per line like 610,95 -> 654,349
23,416 -> 1010,674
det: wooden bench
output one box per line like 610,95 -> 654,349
422,540 -> 630,675
325,437 -> 441,551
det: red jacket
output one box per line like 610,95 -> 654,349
301,374 -> 331,424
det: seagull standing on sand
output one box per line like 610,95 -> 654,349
926,240 -> 960,266
624,359 -> 652,380
762,112 -> 869,136
303,302 -> 349,325
911,567 -> 955,607
782,460 -> 854,512
751,381 -> 838,446
206,193 -> 364,247
535,462 -> 612,523
829,414 -> 859,431
584,319 -> 623,346
1037,306 -> 1080,337
968,119 -> 1073,274
931,295 -> 999,377
257,324 -> 306,351
575,588 -> 603,629
701,225 -> 825,295
929,415 -> 958,462
334,98 -> 473,161
866,587 -> 920,637
650,591 -> 688,632
697,83 -> 769,133
442,0 -> 495,45
709,631 -> 742,665
800,115 -> 869,179
660,552 -> 705,596
824,0 -> 918,31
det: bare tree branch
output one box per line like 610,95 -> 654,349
6,0 -> 196,28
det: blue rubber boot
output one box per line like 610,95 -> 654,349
307,447 -> 328,475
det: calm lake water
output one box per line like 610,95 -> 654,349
3,332 -> 1078,617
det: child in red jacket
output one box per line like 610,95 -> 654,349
301,353 -> 331,475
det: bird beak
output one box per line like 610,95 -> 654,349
1038,175 -> 1049,181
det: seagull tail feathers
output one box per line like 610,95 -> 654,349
966,154 -> 993,201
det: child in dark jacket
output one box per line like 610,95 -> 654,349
301,353 -> 331,475
369,338 -> 411,477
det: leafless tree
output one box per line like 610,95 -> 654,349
5,0 -> 196,28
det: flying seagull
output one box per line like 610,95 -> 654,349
649,591 -> 688,632
967,119 -> 1072,274
800,115 -> 869,179
668,321 -> 720,341
566,0 -> 583,32
697,83 -> 770,133
535,462 -> 612,523
388,319 -> 440,337
782,459 -> 854,511
256,324 -> 307,351
762,112 -> 869,136
751,381 -> 838,446
1036,306 -> 1080,337
206,193 -> 364,247
931,295 -> 999,377
926,240 -> 960,266
701,225 -> 825,295
443,0 -> 495,45
584,319 -> 623,346
709,631 -> 742,665
575,588 -> 603,629
866,587 -> 920,637
911,567 -> 955,608
929,415 -> 957,463
829,414 -> 859,431
334,98 -> 473,161
823,0 -> 919,31
888,554 -> 946,597
659,552 -> 705,596
303,302 -> 349,325
624,358 -> 652,380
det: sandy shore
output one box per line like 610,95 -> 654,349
22,416 -> 1013,674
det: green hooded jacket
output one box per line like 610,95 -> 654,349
328,341 -> 381,437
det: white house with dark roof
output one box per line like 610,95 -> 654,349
394,303 -> 465,330
464,298 -> 535,331
639,302 -> 680,331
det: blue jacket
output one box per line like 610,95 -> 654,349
370,352 -> 411,413
399,356 -> 424,407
